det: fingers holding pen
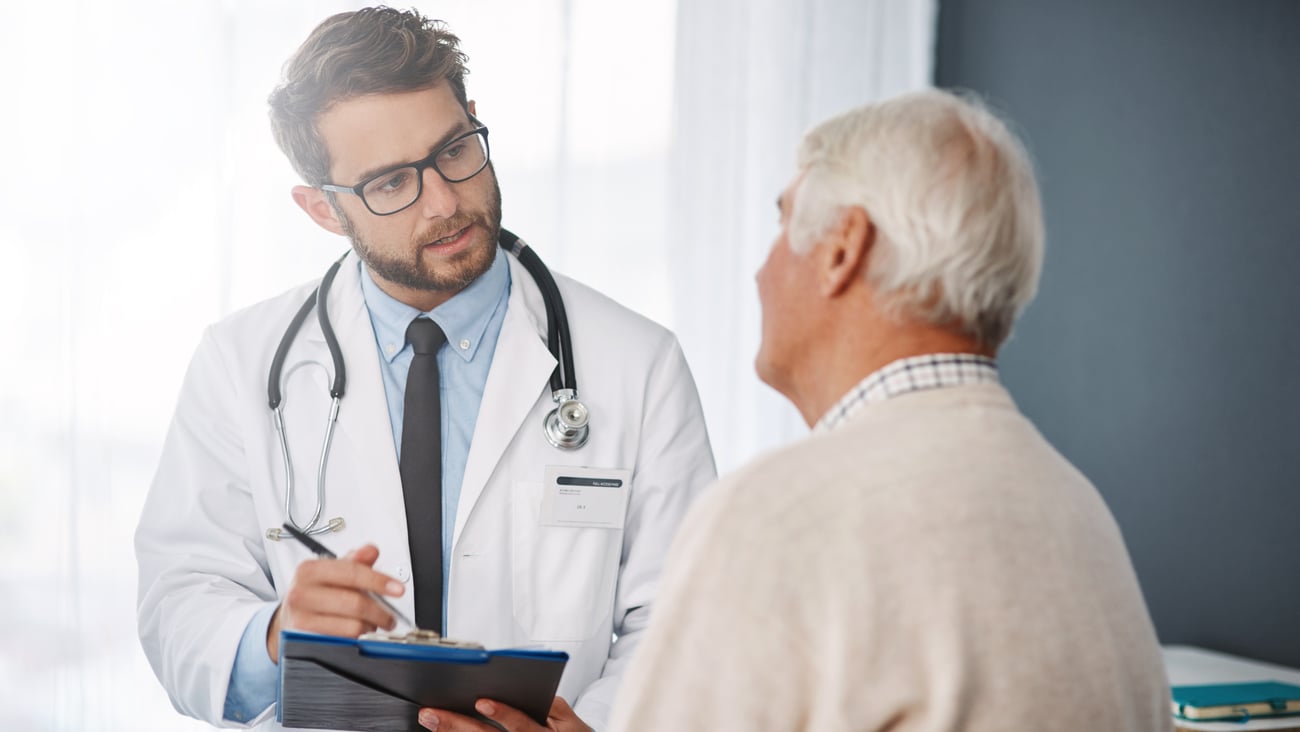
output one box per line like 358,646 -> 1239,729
282,544 -> 406,634
285,583 -> 396,634
300,545 -> 406,597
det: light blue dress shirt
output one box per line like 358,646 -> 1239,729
223,248 -> 512,722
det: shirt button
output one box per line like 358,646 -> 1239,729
396,565 -> 410,582
459,339 -> 470,350
385,343 -> 397,355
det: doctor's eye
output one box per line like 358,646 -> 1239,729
440,142 -> 467,161
368,170 -> 415,197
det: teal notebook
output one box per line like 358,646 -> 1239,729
1171,681 -> 1300,722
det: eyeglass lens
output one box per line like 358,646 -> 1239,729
361,131 -> 488,214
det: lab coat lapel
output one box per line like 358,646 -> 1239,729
453,254 -> 555,542
304,254 -> 410,547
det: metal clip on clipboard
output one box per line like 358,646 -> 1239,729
359,629 -> 486,650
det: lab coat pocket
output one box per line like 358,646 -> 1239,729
511,481 -> 622,642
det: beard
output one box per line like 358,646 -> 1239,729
339,171 -> 503,294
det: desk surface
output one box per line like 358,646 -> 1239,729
1165,646 -> 1300,732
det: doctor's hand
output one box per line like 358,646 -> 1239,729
417,695 -> 592,732
266,543 -> 404,661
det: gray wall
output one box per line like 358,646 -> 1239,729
936,0 -> 1300,668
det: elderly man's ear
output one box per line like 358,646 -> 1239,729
816,205 -> 875,298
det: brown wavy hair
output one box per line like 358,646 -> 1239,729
268,6 -> 470,186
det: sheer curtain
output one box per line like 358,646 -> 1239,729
0,2 -> 676,729
667,0 -> 936,473
0,1 -> 931,729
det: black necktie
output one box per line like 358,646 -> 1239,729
400,317 -> 447,632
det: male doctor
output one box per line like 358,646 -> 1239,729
134,8 -> 715,731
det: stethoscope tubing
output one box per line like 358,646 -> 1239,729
498,229 -> 576,394
265,229 -> 584,538
267,252 -> 349,409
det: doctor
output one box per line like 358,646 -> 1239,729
134,7 -> 715,731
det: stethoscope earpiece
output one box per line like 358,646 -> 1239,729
266,516 -> 345,542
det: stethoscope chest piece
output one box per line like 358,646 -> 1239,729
544,389 -> 590,450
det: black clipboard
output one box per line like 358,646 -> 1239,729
277,630 -> 568,732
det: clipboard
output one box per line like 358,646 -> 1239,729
277,629 -> 569,732
1171,681 -> 1300,722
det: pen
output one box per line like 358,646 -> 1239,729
280,522 -> 416,630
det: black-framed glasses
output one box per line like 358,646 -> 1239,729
320,126 -> 491,216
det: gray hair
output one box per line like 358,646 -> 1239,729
790,89 -> 1045,350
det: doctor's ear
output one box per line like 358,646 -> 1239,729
292,185 -> 348,237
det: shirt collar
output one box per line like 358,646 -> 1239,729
814,353 -> 1000,433
359,246 -> 511,364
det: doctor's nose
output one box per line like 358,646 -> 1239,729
417,167 -> 459,219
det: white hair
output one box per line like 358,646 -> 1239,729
789,89 -> 1045,350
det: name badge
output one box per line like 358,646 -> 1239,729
540,465 -> 632,529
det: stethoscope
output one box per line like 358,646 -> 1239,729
264,228 -> 589,541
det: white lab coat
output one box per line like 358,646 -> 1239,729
135,251 -> 716,730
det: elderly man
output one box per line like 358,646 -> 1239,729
608,90 -> 1172,732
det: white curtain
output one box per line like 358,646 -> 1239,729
668,0 -> 936,473
0,1 -> 932,728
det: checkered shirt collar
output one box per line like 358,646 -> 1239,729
814,353 -> 1000,433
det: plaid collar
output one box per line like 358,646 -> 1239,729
814,353 -> 1000,433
